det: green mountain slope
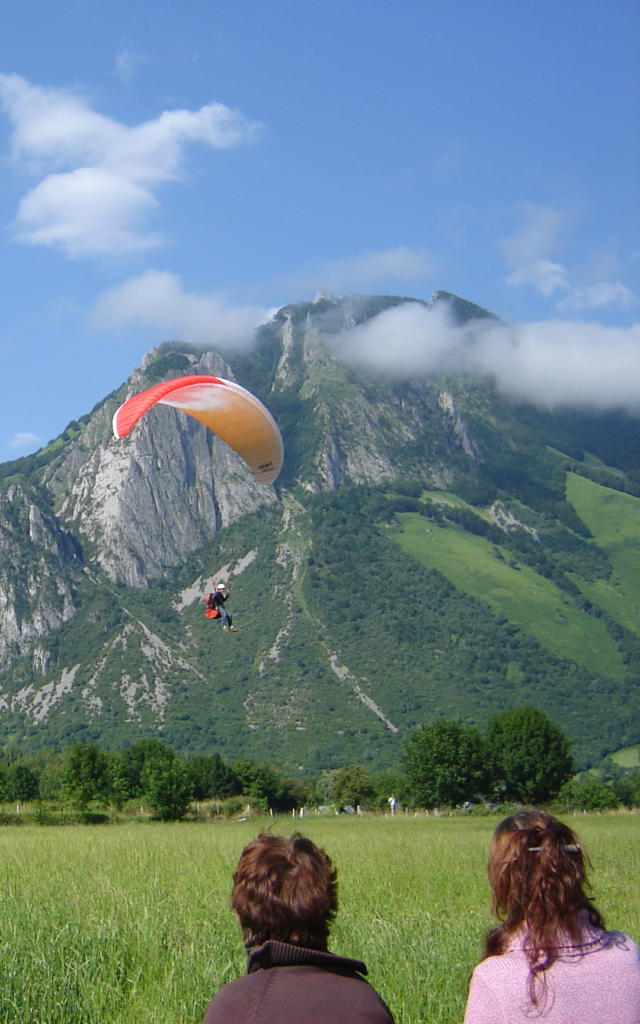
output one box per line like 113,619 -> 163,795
566,473 -> 640,636
0,293 -> 639,773
393,512 -> 624,680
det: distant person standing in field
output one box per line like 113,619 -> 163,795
464,809 -> 640,1024
201,832 -> 395,1024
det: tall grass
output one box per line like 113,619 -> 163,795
0,814 -> 637,1023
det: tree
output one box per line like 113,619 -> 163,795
613,769 -> 640,808
314,769 -> 341,807
486,706 -> 572,803
6,762 -> 39,801
330,765 -> 374,809
188,754 -> 239,800
38,753 -> 64,800
61,742 -> 111,812
105,751 -> 132,810
403,720 -> 493,809
272,777 -> 308,813
556,777 -> 620,811
232,759 -> 281,808
370,769 -> 408,810
230,758 -> 303,812
121,739 -> 177,797
142,758 -> 193,821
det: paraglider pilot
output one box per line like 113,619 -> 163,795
207,583 -> 236,632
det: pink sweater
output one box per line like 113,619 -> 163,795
464,928 -> 640,1024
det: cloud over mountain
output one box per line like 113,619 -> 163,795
91,269 -> 271,350
335,300 -> 640,414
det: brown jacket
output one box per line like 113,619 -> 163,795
202,939 -> 395,1023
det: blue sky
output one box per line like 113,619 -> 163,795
0,0 -> 638,461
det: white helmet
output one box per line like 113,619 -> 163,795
216,583 -> 227,590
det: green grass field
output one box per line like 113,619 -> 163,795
393,513 -> 624,679
0,814 -> 638,1024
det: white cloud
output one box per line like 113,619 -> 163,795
9,431 -> 43,450
337,301 -> 457,375
558,281 -> 638,311
16,168 -> 160,255
501,205 -> 572,298
507,259 -> 570,297
501,204 -> 565,268
0,73 -> 261,256
501,205 -> 637,310
91,270 -> 272,351
334,300 -> 640,414
272,246 -> 437,298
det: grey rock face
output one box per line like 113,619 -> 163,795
263,299 -> 480,492
0,483 -> 82,671
42,349 -> 278,586
0,293 -> 487,681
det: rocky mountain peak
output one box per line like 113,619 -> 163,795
4,291 -> 636,770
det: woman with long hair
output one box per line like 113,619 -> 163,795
464,809 -> 640,1023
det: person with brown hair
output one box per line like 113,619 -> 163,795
202,832 -> 394,1023
464,809 -> 640,1023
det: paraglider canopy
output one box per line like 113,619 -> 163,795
112,374 -> 283,485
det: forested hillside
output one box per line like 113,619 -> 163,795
0,292 -> 638,773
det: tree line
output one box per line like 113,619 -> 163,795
402,706 -> 639,813
0,706 -> 637,821
0,739 -> 309,821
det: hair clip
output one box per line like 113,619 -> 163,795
527,844 -> 580,853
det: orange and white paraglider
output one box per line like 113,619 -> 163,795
112,375 -> 283,485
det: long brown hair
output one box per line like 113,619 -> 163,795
231,833 -> 338,951
485,810 -> 605,1002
